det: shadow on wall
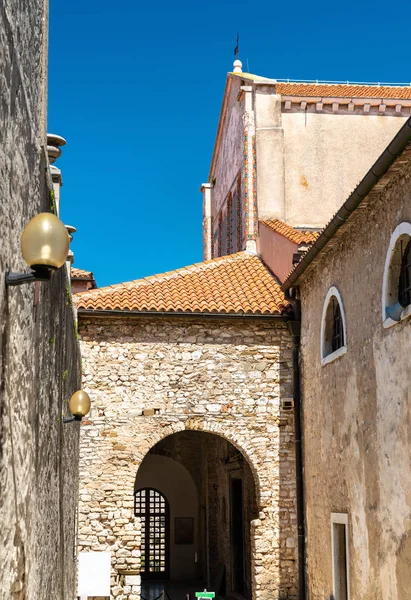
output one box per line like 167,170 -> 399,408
279,341 -> 299,599
134,431 -> 258,599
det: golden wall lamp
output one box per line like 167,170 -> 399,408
6,212 -> 69,286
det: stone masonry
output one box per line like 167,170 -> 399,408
77,316 -> 298,600
0,1 -> 82,598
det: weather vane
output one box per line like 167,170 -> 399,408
234,33 -> 239,58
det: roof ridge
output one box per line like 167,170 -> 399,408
74,251 -> 253,299
260,219 -> 320,244
278,81 -> 411,88
74,251 -> 289,316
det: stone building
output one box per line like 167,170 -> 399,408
74,61 -> 411,600
75,254 -> 298,600
0,2 -> 81,598
282,117 -> 411,599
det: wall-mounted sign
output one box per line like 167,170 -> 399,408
78,551 -> 111,597
174,517 -> 194,545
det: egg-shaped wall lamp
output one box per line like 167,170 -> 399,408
6,212 -> 70,286
63,390 -> 91,424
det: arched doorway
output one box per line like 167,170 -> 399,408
134,488 -> 170,579
134,430 -> 258,599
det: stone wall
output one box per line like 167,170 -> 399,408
78,316 -> 298,600
0,2 -> 82,598
298,158 -> 411,599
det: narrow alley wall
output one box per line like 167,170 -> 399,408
0,2 -> 82,598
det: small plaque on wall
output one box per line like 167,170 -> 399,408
175,517 -> 194,545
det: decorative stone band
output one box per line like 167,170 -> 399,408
282,96 -> 411,116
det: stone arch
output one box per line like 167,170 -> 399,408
132,419 -> 262,600
130,417 -> 263,507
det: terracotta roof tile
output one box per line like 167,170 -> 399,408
261,219 -> 320,245
276,82 -> 411,99
71,268 -> 94,280
74,252 -> 289,316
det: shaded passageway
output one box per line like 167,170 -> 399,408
135,431 -> 258,599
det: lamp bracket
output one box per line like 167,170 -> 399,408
5,265 -> 53,287
63,415 -> 82,424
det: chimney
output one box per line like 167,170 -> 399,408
47,133 -> 66,216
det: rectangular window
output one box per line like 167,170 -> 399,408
331,513 -> 349,600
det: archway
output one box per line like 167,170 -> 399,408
134,430 -> 258,599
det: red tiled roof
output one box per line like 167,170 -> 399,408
261,219 -> 320,245
276,82 -> 411,99
71,268 -> 94,280
74,252 -> 289,316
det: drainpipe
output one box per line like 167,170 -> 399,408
205,452 -> 210,588
285,288 -> 306,600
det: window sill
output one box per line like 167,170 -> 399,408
321,345 -> 347,366
383,304 -> 411,329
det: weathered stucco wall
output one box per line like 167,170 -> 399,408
0,2 -> 82,598
78,316 -> 298,600
282,111 -> 406,227
255,88 -> 285,222
299,158 -> 411,599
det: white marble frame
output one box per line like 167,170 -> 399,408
330,512 -> 350,600
320,286 -> 347,366
382,222 -> 411,329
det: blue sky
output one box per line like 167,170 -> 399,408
48,0 -> 411,287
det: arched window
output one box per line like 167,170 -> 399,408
321,287 -> 347,365
382,222 -> 411,327
135,488 -> 169,579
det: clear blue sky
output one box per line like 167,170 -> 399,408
48,0 -> 411,287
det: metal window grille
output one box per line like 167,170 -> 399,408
331,298 -> 344,352
399,239 -> 411,307
135,488 -> 169,578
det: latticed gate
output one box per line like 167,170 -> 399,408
135,488 -> 169,579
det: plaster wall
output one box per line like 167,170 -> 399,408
254,89 -> 285,222
281,111 -> 407,227
78,316 -> 298,600
0,2 -> 81,598
135,454 -> 199,582
298,158 -> 411,600
257,223 -> 298,284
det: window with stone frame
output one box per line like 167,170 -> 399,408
214,174 -> 244,258
227,192 -> 233,254
383,223 -> 411,325
321,287 -> 347,365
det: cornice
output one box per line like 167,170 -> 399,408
282,95 -> 411,116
